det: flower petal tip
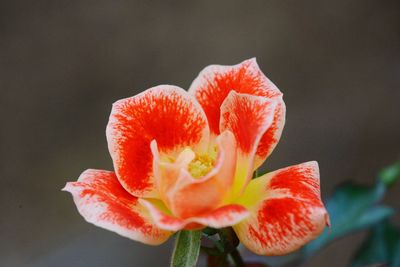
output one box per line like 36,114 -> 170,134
61,184 -> 68,192
325,212 -> 331,228
62,181 -> 76,193
65,169 -> 172,245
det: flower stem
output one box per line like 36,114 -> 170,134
229,247 -> 245,267
218,227 -> 244,267
202,227 -> 245,267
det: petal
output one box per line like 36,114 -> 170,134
254,99 -> 285,167
106,85 -> 210,198
233,162 -> 329,255
151,131 -> 237,218
189,58 -> 285,163
63,169 -> 172,245
140,199 -> 249,232
220,91 -> 278,198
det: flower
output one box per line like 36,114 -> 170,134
63,58 -> 329,255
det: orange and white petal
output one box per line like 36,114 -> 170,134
220,91 -> 278,198
106,85 -> 210,198
151,131 -> 237,218
253,98 -> 285,168
233,162 -> 329,255
189,58 -> 285,162
63,169 -> 172,245
140,199 -> 249,232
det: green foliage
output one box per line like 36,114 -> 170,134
379,161 -> 400,187
352,221 -> 400,267
201,227 -> 245,267
302,161 -> 400,259
302,181 -> 394,257
171,230 -> 202,267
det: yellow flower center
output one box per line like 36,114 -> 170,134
188,154 -> 215,178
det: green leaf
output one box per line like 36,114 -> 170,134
393,242 -> 400,267
171,230 -> 202,267
352,221 -> 400,267
302,182 -> 393,257
379,161 -> 400,187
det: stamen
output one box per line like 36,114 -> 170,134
188,154 -> 215,178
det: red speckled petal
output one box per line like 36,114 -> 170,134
140,199 -> 249,232
220,91 -> 278,198
63,169 -> 172,245
189,58 -> 285,163
233,162 -> 329,255
151,131 -> 237,218
106,85 -> 209,198
254,98 -> 285,168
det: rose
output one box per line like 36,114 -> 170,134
63,58 -> 329,256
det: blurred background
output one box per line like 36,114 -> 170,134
1,1 -> 399,266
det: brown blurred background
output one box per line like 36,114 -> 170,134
1,1 -> 399,266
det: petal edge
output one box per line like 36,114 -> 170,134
63,169 -> 172,245
106,85 -> 210,198
233,162 -> 329,255
140,199 -> 250,232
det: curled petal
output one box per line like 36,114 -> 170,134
140,199 -> 249,232
254,99 -> 285,168
63,169 -> 172,245
151,131 -> 237,218
233,162 -> 329,255
106,85 -> 209,198
189,58 -> 285,163
220,91 -> 278,198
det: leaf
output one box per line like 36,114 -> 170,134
393,242 -> 400,267
352,221 -> 400,267
379,161 -> 400,187
302,182 -> 394,257
171,230 -> 202,267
